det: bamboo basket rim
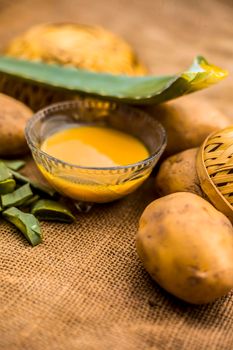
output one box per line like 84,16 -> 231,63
196,131 -> 233,221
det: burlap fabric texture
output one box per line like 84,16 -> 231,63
1,160 -> 233,350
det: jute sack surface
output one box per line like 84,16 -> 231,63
1,160 -> 233,350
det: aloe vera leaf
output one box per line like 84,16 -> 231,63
0,56 -> 228,104
0,179 -> 16,194
10,170 -> 57,198
31,199 -> 75,223
20,194 -> 40,208
1,159 -> 26,171
3,207 -> 42,246
0,161 -> 13,181
0,161 -> 16,194
1,183 -> 33,208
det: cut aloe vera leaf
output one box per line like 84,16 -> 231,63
0,161 -> 13,181
0,178 -> 16,194
10,170 -> 57,198
0,161 -> 16,194
1,159 -> 26,171
1,183 -> 33,208
0,55 -> 228,105
31,199 -> 75,223
20,194 -> 40,208
3,207 -> 42,246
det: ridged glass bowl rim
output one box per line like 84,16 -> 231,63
25,100 -> 167,172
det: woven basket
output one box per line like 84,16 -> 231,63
196,126 -> 233,221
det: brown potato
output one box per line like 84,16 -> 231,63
0,93 -> 32,156
136,192 -> 233,304
155,148 -> 204,197
6,23 -> 147,76
146,95 -> 230,156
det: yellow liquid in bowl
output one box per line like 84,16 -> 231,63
40,125 -> 150,202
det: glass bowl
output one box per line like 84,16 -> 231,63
25,99 -> 166,203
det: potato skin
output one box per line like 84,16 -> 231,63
137,192 -> 233,304
0,93 -> 32,156
6,23 -> 147,76
155,148 -> 204,197
146,95 -> 230,156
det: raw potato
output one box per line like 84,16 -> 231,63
136,192 -> 233,304
6,23 -> 147,76
0,93 -> 32,156
155,148 -> 204,197
146,95 -> 230,156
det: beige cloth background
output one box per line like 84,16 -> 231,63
0,0 -> 233,349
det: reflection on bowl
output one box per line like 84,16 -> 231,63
25,99 -> 166,203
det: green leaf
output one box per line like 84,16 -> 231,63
1,183 -> 33,208
0,55 -> 228,105
0,161 -> 13,182
20,194 -> 40,208
31,199 -> 75,223
1,159 -> 26,171
0,179 -> 16,195
10,170 -> 57,198
0,161 -> 16,194
3,207 -> 42,246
